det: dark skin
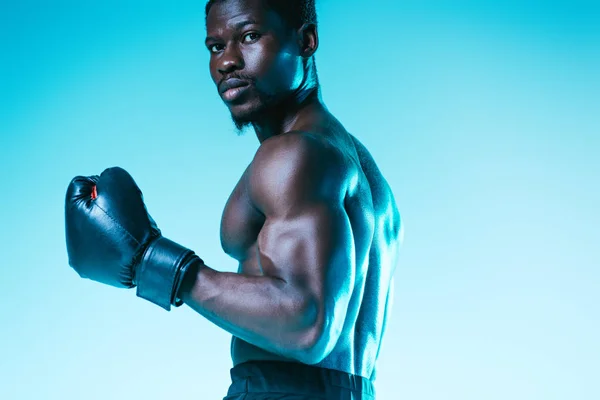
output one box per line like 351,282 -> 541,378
179,0 -> 401,378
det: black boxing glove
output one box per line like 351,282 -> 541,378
65,167 -> 202,311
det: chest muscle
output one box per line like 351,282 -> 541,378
220,175 -> 264,263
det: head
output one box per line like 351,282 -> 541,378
205,0 -> 319,131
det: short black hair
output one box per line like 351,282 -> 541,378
205,0 -> 318,30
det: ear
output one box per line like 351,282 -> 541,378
297,23 -> 318,58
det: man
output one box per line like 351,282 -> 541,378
65,0 -> 402,398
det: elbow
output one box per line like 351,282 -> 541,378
295,351 -> 325,366
290,307 -> 341,365
292,325 -> 329,365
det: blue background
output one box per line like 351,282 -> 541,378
1,1 -> 598,399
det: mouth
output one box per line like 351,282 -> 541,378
220,78 -> 251,102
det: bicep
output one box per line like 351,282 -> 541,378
257,201 -> 356,336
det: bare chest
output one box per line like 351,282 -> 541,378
219,175 -> 264,265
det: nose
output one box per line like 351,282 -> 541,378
217,43 -> 245,75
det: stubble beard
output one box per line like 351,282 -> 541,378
229,89 -> 279,135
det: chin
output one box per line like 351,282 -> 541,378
230,88 -> 280,118
229,101 -> 266,125
229,109 -> 256,131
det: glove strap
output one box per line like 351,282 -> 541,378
135,236 -> 202,311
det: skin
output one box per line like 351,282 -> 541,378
178,0 -> 402,379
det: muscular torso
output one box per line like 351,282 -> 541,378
220,127 -> 401,380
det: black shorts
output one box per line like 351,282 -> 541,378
223,360 -> 376,399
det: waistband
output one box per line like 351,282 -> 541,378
228,360 -> 375,397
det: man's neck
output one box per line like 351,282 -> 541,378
253,86 -> 328,143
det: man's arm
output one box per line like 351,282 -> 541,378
179,133 -> 355,365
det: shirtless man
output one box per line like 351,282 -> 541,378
65,0 -> 402,398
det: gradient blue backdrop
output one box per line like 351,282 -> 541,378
1,1 -> 598,399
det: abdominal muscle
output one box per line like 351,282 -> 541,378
230,326 -> 358,374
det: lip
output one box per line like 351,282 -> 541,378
222,85 -> 250,102
219,78 -> 250,102
220,78 -> 250,94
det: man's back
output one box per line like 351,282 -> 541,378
342,134 -> 401,380
221,126 -> 401,380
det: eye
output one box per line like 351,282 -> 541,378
208,43 -> 224,54
242,32 -> 261,44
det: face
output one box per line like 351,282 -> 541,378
205,0 -> 305,129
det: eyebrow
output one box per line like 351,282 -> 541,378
205,19 -> 259,43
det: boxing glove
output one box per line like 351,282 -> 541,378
65,166 -> 201,311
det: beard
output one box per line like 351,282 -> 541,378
231,111 -> 256,135
229,86 -> 289,135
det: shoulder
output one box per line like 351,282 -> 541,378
247,132 -> 352,212
254,131 -> 344,168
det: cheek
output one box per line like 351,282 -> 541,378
209,58 -> 219,83
274,50 -> 304,90
249,45 -> 302,92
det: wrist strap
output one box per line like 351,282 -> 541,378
135,236 -> 200,311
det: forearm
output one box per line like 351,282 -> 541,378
178,260 -> 321,361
